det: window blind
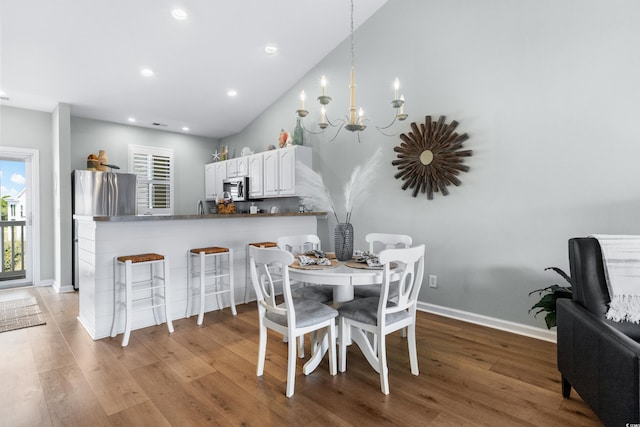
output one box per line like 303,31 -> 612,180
128,145 -> 174,215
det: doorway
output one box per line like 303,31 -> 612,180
0,147 -> 40,289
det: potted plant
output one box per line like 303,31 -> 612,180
529,267 -> 573,329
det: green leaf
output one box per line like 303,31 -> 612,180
544,312 -> 557,329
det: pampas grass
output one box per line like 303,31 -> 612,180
296,161 -> 340,223
343,147 -> 382,224
296,147 -> 383,224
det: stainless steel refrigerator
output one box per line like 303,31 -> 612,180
72,170 -> 137,289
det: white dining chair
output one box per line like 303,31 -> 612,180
249,245 -> 338,397
338,244 -> 425,395
277,234 -> 335,304
277,234 -> 335,358
353,233 -> 413,299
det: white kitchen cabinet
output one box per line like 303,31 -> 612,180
247,153 -> 264,198
226,157 -> 249,178
204,163 -> 216,200
262,146 -> 312,198
204,161 -> 227,200
205,162 -> 228,200
263,150 -> 279,197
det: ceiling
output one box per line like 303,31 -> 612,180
0,0 -> 388,139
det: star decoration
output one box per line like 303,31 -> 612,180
211,150 -> 220,162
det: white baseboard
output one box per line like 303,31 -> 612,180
45,279 -> 75,294
417,302 -> 557,343
37,279 -> 55,287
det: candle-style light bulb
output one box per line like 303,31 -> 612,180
393,78 -> 400,100
358,108 -> 364,125
300,90 -> 306,110
321,106 -> 327,124
399,94 -> 405,114
321,75 -> 327,96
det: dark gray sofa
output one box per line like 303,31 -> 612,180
557,237 -> 640,426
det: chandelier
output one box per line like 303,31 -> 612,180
295,0 -> 407,140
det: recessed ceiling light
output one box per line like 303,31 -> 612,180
140,68 -> 154,77
128,117 -> 136,123
171,9 -> 188,20
182,126 -> 190,132
227,89 -> 238,97
264,44 -> 278,54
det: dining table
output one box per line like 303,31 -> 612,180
288,256 -> 402,374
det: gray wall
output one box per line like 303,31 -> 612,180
222,0 -> 640,328
70,117 -> 218,215
1,108 -> 218,287
0,106 -> 55,281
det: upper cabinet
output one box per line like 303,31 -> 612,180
264,146 -> 312,198
205,146 -> 312,200
226,157 -> 248,177
247,153 -> 264,198
204,161 -> 228,200
205,163 -> 216,200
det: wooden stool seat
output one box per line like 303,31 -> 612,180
186,246 -> 236,325
244,241 -> 278,303
190,247 -> 229,255
117,253 -> 164,263
111,253 -> 173,347
249,242 -> 277,248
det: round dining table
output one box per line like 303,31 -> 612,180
287,259 -> 401,374
288,260 -> 400,304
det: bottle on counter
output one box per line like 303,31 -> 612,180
250,203 -> 258,214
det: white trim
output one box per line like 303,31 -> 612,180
50,279 -> 74,293
417,301 -> 557,343
0,146 -> 40,287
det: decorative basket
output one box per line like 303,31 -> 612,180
217,203 -> 236,214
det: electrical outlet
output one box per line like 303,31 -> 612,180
429,275 -> 437,288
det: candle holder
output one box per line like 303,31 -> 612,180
345,123 -> 366,132
390,98 -> 404,109
317,95 -> 332,105
296,109 -> 308,118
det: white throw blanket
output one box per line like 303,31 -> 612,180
592,234 -> 640,323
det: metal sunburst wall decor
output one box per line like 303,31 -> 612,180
392,115 -> 471,199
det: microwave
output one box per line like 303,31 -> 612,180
222,177 -> 250,201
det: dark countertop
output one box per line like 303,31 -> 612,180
74,212 -> 328,222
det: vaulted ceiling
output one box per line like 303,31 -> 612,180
0,0 -> 388,138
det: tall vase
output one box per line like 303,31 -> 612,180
293,117 -> 304,145
334,223 -> 354,261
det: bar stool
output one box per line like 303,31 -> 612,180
110,253 -> 174,347
186,246 -> 236,325
244,241 -> 278,303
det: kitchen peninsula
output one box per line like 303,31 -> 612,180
75,211 -> 326,340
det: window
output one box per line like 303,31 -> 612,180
128,145 -> 174,215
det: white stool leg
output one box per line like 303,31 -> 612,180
186,251 -> 193,318
214,254 -> 224,311
110,258 -> 119,338
228,249 -> 237,316
122,260 -> 133,347
150,262 -> 161,326
197,251 -> 206,325
163,257 -> 174,334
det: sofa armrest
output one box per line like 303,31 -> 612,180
557,298 -> 640,426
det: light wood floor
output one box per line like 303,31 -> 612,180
0,286 -> 601,426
